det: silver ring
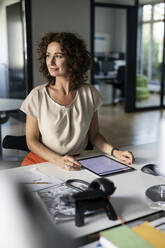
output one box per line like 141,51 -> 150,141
65,164 -> 70,169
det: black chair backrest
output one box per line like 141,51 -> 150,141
117,66 -> 125,82
2,135 -> 29,152
2,135 -> 93,152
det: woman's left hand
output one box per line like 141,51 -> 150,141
113,150 -> 134,165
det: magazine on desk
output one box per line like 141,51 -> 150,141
21,167 -> 104,224
37,183 -> 103,224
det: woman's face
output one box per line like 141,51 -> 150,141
46,41 -> 68,78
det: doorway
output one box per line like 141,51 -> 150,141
91,1 -> 138,112
93,6 -> 127,106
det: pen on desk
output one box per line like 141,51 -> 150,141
24,182 -> 51,185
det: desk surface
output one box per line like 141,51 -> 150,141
1,142 -> 165,239
94,73 -> 117,80
0,98 -> 23,112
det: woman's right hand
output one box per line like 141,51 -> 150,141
53,155 -> 82,171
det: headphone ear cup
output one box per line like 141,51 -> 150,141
88,178 -> 116,195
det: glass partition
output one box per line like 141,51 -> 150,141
94,6 -> 127,105
153,2 -> 164,20
142,5 -> 152,21
136,2 -> 165,108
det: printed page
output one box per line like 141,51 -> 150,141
20,167 -> 63,192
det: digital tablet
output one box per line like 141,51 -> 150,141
78,155 -> 134,176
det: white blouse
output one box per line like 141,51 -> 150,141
20,83 -> 103,156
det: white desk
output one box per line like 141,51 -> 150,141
94,72 -> 117,80
1,142 -> 165,239
0,98 -> 23,112
0,98 -> 23,155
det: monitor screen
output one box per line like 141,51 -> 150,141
101,61 -> 115,74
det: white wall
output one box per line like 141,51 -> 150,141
31,0 -> 90,86
95,7 -> 115,34
113,9 -> 126,53
95,7 -> 115,53
95,7 -> 126,53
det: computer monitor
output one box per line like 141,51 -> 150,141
101,61 -> 115,75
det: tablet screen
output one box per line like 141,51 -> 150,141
79,155 -> 134,176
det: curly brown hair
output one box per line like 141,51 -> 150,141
37,32 -> 92,90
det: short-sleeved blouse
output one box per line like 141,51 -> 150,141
20,83 -> 103,156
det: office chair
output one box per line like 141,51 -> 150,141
93,61 -> 100,75
2,135 -> 29,151
113,65 -> 125,103
2,135 -> 94,152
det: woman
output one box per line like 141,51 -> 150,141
21,32 -> 134,170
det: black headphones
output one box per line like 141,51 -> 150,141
63,178 -> 117,226
65,178 -> 116,196
88,178 -> 116,195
